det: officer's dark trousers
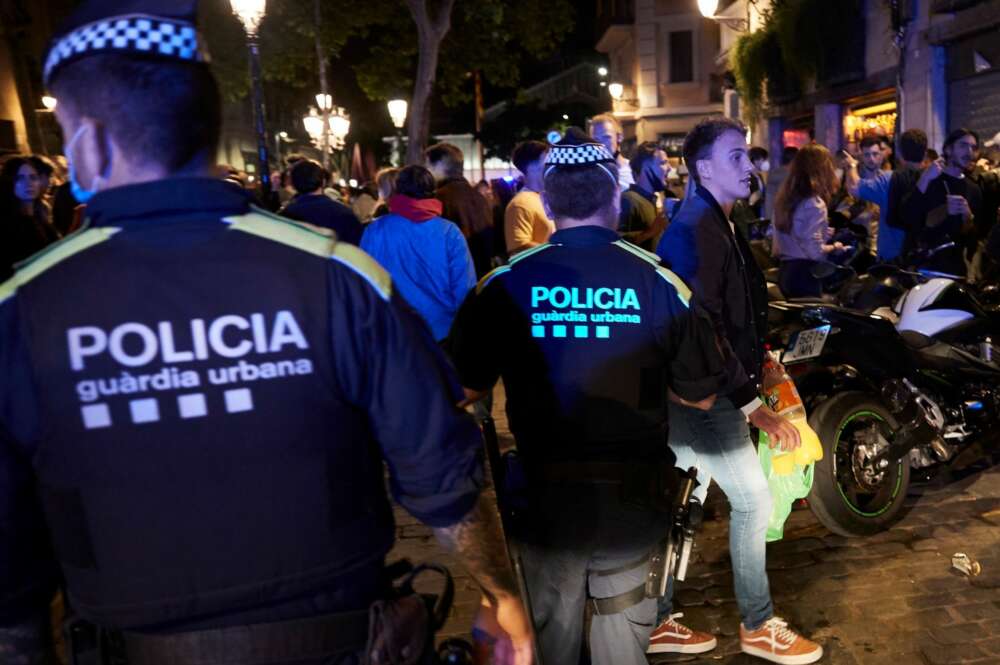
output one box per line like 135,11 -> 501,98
516,484 -> 666,665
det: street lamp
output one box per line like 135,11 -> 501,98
304,106 -> 350,150
387,99 -> 408,129
697,0 -> 719,17
597,66 -> 608,77
41,96 -> 57,110
387,99 -> 408,166
230,0 -> 272,197
698,0 -> 752,31
608,82 -> 624,100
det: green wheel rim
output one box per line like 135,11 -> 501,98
833,410 -> 904,518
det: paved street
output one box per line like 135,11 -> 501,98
389,388 -> 1000,663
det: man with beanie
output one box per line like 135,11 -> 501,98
450,128 -> 728,665
0,3 -> 531,663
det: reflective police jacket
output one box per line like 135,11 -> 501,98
449,225 -> 727,466
0,178 -> 483,631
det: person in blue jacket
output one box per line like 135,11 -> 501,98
361,164 -> 477,342
0,2 -> 532,663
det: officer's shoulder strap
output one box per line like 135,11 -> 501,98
0,227 -> 119,306
224,207 -> 392,301
476,265 -> 512,294
611,239 -> 690,307
508,242 -> 556,265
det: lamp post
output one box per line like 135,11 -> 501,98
387,99 -> 408,166
304,104 -> 350,178
698,0 -> 753,31
35,96 -> 58,155
230,0 -> 271,198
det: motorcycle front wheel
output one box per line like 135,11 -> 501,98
807,392 -> 911,537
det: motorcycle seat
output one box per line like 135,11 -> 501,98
900,330 -> 935,349
787,295 -> 839,305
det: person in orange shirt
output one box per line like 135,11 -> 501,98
504,141 -> 555,256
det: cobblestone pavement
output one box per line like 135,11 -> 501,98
388,389 -> 1000,663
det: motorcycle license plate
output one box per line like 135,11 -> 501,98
782,325 -> 831,363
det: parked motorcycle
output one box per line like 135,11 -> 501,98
767,249 -> 1000,536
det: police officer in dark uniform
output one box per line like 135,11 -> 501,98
0,3 -> 532,663
448,131 -> 727,665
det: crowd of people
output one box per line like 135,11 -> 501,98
5,3 -> 1000,665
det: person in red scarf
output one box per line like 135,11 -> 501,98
361,165 -> 477,342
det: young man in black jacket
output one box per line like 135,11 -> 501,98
652,117 -> 822,664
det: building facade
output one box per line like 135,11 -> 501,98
599,0 -> 1000,161
1,0 -> 75,157
596,0 -> 726,155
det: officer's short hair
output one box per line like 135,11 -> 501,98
748,147 -> 769,164
395,165 -> 438,199
289,159 -> 327,194
543,162 -> 619,220
682,116 -> 747,184
50,54 -> 221,173
629,141 -> 659,177
899,129 -> 929,164
511,141 -> 549,175
425,143 -> 465,179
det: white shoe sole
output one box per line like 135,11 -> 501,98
741,642 -> 823,664
646,636 -> 717,654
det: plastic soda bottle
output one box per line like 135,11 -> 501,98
761,350 -> 823,474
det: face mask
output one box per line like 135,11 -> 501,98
66,125 -> 102,204
759,160 -> 771,173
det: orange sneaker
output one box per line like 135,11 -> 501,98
646,613 -> 717,654
739,616 -> 823,664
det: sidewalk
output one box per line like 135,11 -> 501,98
389,389 -> 1000,663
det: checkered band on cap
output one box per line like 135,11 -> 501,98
544,142 -> 616,167
44,14 -> 207,85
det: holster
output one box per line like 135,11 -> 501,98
620,459 -> 682,514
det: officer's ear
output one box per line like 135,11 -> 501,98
541,190 -> 555,221
58,110 -> 112,191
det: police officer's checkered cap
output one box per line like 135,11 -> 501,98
544,143 -> 615,167
44,2 -> 207,86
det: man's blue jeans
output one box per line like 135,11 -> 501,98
657,397 -> 774,630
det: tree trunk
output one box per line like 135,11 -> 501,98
404,0 -> 456,165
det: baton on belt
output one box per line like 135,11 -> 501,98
645,467 -> 703,599
480,414 -> 544,665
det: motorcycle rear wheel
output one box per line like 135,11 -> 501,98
807,392 -> 910,537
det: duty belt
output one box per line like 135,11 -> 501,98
122,611 -> 370,665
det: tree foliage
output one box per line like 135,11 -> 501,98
203,0 -> 574,108
352,0 -> 574,108
200,0 -> 383,103
730,0 -> 864,122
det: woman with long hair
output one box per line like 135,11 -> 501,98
1,155 -> 61,280
772,144 -> 846,297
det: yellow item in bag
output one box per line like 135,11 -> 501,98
770,416 -> 823,476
